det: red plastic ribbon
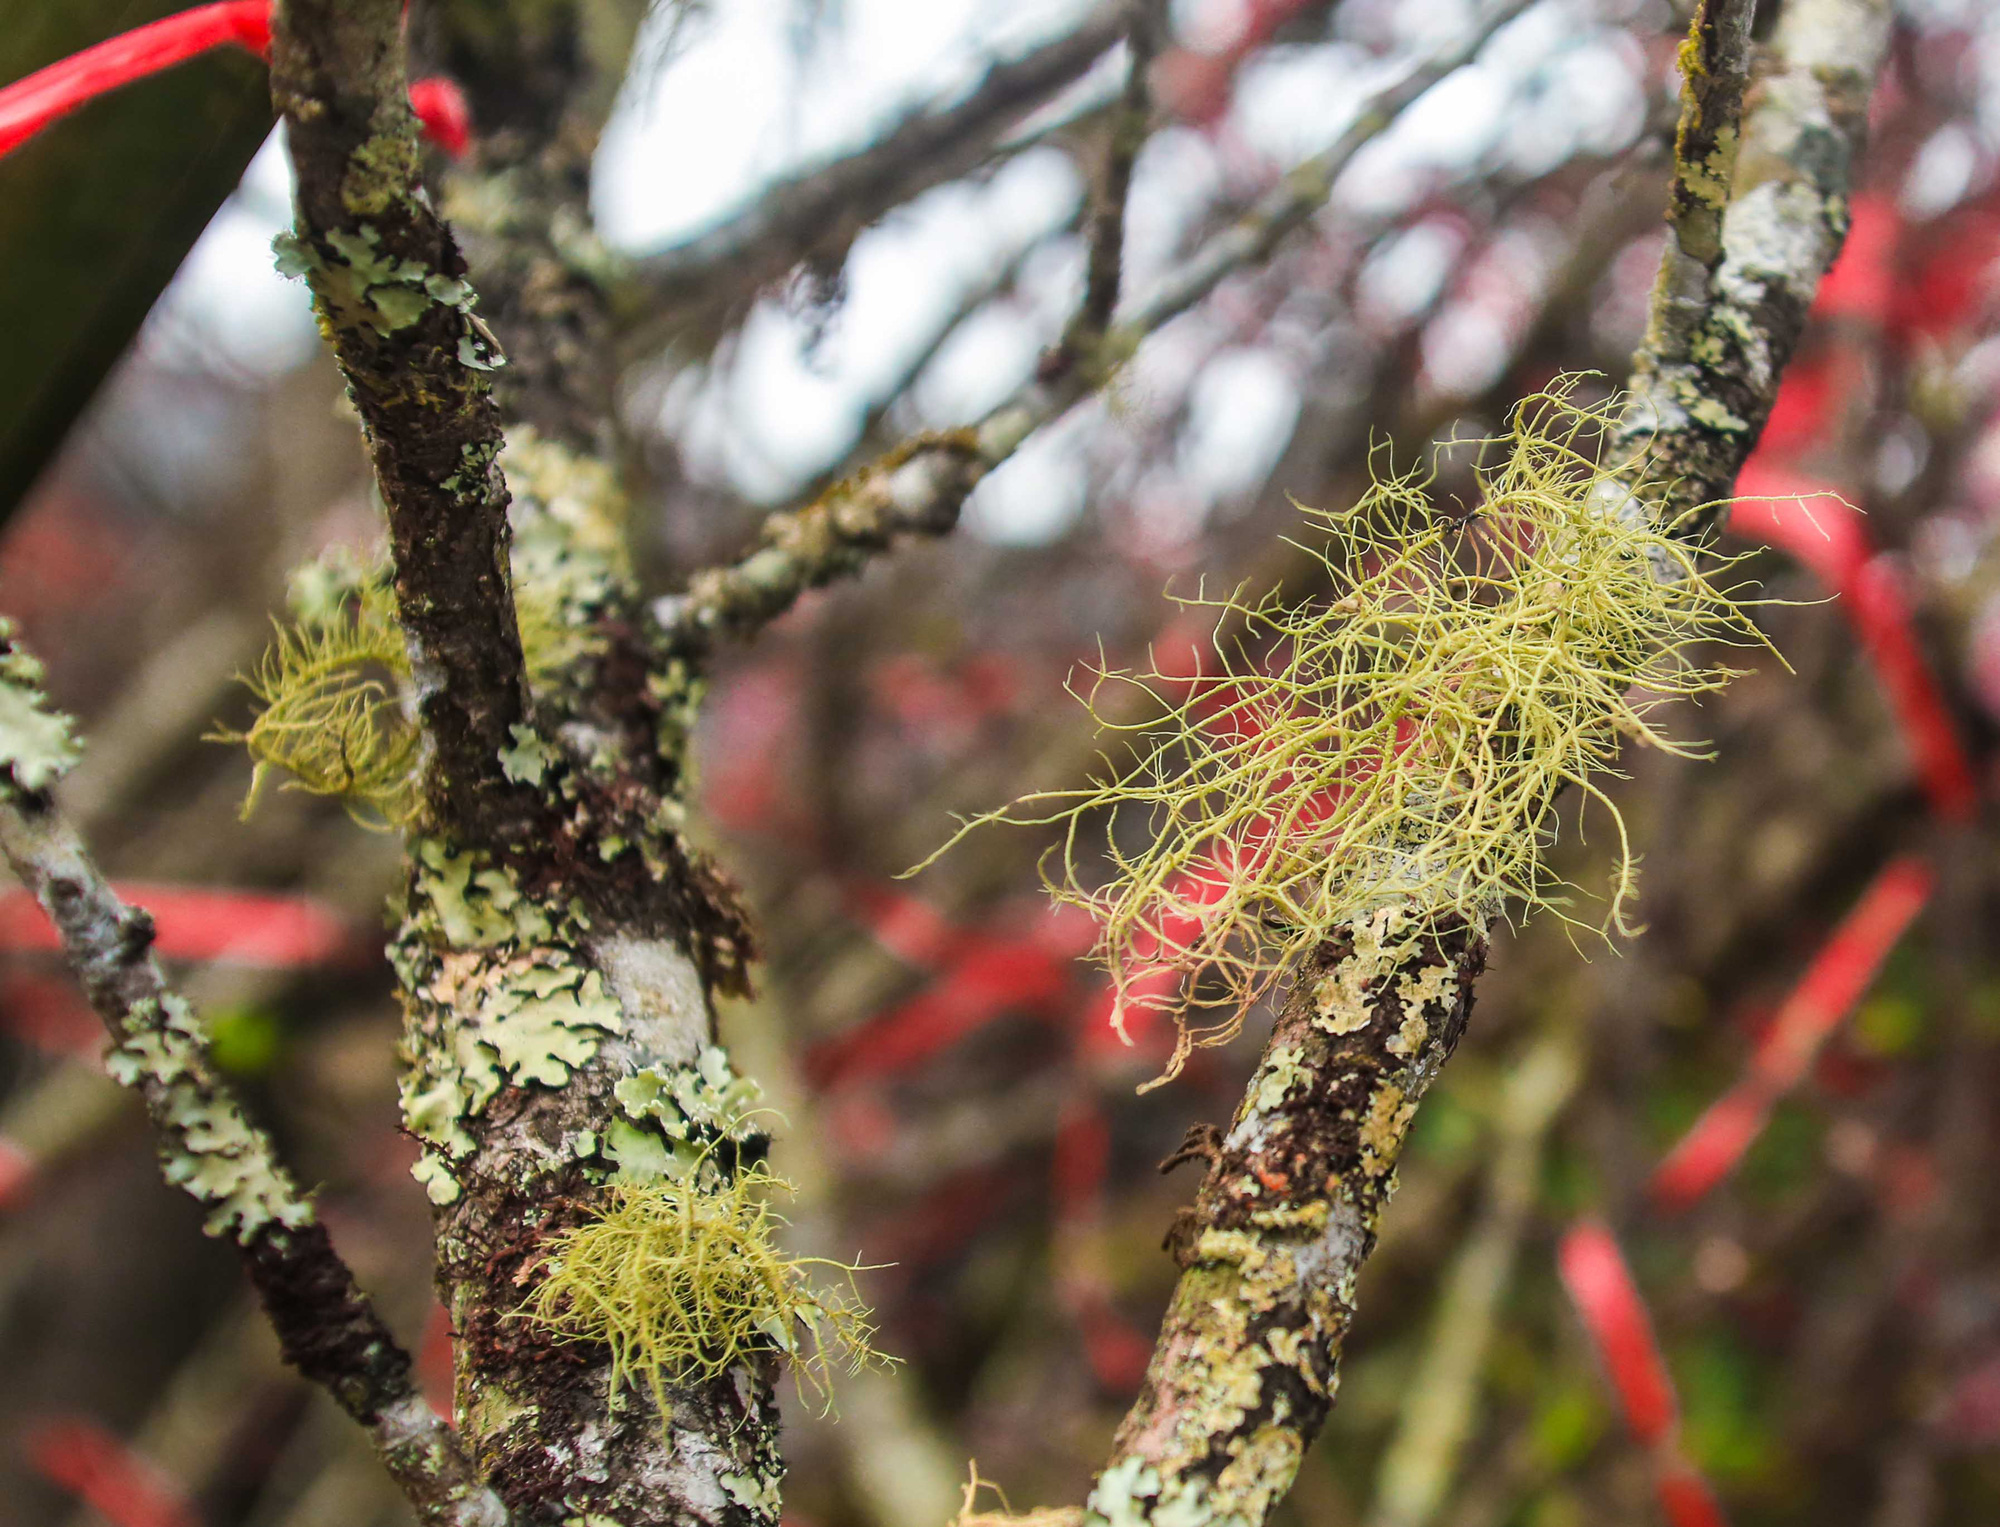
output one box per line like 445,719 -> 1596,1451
1558,1221 -> 1730,1527
0,881 -> 365,968
1650,854 -> 1931,1211
1730,466 -> 1978,820
23,1416 -> 197,1527
0,2 -> 270,158
0,2 -> 472,161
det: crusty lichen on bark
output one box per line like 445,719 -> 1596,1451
1087,910 -> 1484,1527
1615,0 -> 1890,534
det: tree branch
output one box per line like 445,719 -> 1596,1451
1615,0 -> 1887,532
630,1 -> 1129,328
269,0 -> 528,842
654,0 -> 1535,662
1079,2 -> 1887,1523
1062,0 -> 1163,355
0,624 -> 506,1527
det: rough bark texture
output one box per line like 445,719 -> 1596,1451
1087,911 -> 1485,1526
0,0 -> 272,522
270,0 -> 529,843
1615,0 -> 1890,533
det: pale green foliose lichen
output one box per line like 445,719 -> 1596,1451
396,844 -> 625,1204
499,724 -> 554,785
604,1045 -> 763,1184
106,994 -> 312,1243
719,1469 -> 783,1515
0,620 -> 82,793
273,224 -> 500,361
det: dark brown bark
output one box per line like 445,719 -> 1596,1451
269,0 -> 530,843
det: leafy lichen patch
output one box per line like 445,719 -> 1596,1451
106,994 -> 314,1243
0,619 -> 81,794
602,1045 -> 766,1183
395,845 -> 624,1204
274,222 -> 501,360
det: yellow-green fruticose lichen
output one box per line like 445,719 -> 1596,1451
924,377 -> 1768,1083
397,843 -> 624,1205
0,619 -> 82,793
107,994 -> 313,1243
214,547 -> 420,827
220,434 -> 628,825
519,1164 -> 889,1426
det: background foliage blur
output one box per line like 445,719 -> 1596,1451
5,1 -> 2000,1524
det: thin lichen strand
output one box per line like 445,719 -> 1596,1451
946,380 -> 1762,1081
519,1166 -> 886,1427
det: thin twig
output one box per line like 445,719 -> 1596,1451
1063,0 -> 1163,355
0,626 -> 506,1527
653,0 -> 1534,661
631,1 -> 1129,325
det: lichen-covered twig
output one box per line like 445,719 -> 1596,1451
1086,911 -> 1485,1527
269,0 -> 528,841
0,623 -> 506,1527
654,430 -> 990,663
1614,0 -> 1886,532
1070,3 -> 1889,1523
654,0 -> 1534,662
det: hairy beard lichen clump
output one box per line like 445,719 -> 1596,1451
520,1166 -> 886,1424
214,548 -> 421,827
938,379 -> 1768,1082
217,462 -> 618,829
